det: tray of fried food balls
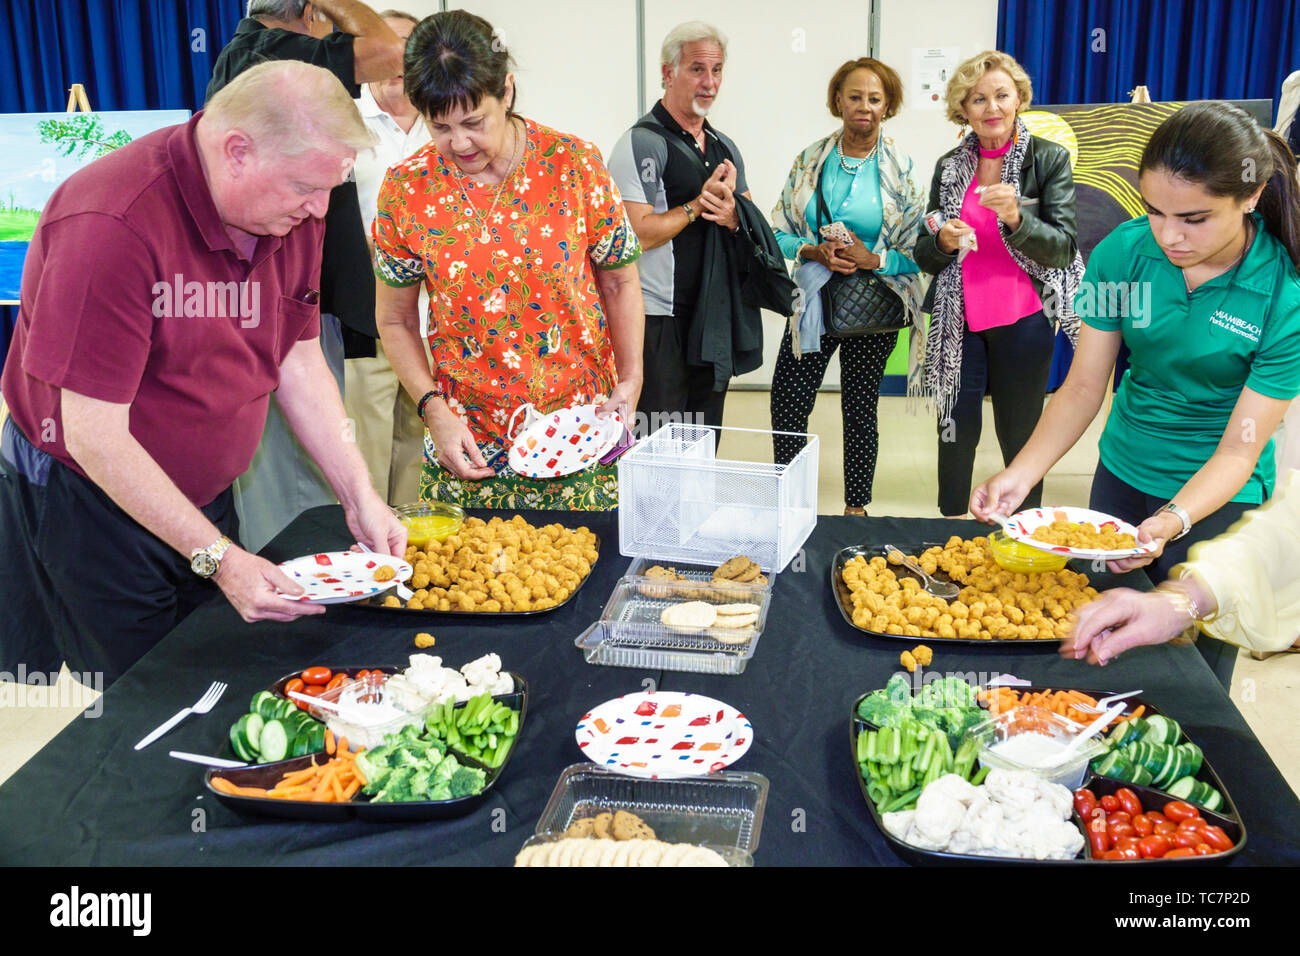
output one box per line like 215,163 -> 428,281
364,514 -> 599,615
575,555 -> 774,675
832,536 -> 1103,644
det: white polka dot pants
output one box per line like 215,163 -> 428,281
770,325 -> 897,508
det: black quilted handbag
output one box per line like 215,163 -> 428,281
815,158 -> 907,338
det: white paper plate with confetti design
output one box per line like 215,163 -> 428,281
276,551 -> 413,604
575,691 -> 753,779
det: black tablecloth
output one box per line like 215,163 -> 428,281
2,506 -> 1297,866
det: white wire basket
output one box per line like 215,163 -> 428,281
617,424 -> 818,573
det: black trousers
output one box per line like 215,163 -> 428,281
0,425 -> 240,688
1089,460 -> 1256,689
637,313 -> 727,436
937,311 -> 1055,516
771,325 -> 897,508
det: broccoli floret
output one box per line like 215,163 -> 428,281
355,750 -> 391,794
372,766 -> 417,803
449,765 -> 486,799
432,753 -> 458,784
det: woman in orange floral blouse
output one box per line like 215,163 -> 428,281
374,11 -> 645,510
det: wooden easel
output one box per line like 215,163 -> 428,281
66,83 -> 92,113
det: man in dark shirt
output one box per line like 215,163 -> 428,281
609,21 -> 752,434
206,0 -> 406,549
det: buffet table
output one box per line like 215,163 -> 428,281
2,506 -> 1296,866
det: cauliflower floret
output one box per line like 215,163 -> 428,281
911,783 -> 968,848
881,809 -> 915,842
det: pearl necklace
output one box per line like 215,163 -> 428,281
455,119 -> 524,244
837,138 -> 877,174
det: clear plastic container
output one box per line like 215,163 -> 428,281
531,763 -> 769,862
307,673 -> 430,750
575,576 -> 771,675
987,530 -> 1069,573
393,500 -> 465,549
969,705 -> 1109,790
617,424 -> 817,573
623,556 -> 775,600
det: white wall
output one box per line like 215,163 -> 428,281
386,0 -> 1003,388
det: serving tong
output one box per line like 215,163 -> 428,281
883,544 -> 960,599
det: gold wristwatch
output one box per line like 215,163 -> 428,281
191,535 -> 233,579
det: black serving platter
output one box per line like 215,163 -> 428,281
205,675 -> 528,822
850,688 -> 1245,865
268,663 -> 400,700
358,534 -> 599,616
832,542 -> 1127,646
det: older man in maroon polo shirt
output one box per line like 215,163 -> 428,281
0,61 -> 405,686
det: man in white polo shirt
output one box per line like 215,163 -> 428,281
346,9 -> 431,506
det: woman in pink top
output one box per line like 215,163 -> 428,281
914,51 -> 1085,516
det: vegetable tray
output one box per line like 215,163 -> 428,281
205,675 -> 528,822
851,688 -> 1246,865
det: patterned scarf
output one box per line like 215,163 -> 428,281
920,118 -> 1084,419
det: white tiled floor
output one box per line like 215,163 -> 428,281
1,390 -> 1295,800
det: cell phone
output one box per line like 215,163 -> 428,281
819,221 -> 854,244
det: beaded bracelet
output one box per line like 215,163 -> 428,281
416,389 -> 441,420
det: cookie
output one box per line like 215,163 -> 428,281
712,556 -> 756,581
513,844 -> 541,867
713,612 -> 757,629
564,817 -> 595,839
594,840 -> 621,866
680,846 -> 729,867
661,601 -> 717,631
715,603 -> 760,616
634,840 -> 666,867
658,843 -> 692,866
611,810 -> 644,841
610,839 -> 637,866
592,811 -> 614,840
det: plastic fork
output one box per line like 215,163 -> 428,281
1070,689 -> 1144,715
134,681 -> 227,750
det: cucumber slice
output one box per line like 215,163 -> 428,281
250,691 -> 277,717
230,713 -> 264,762
1093,751 -> 1130,779
290,731 -> 311,758
1178,742 -> 1203,777
1130,764 -> 1154,787
306,722 -> 326,753
1165,776 -> 1197,800
1141,715 -> 1180,746
1201,788 -> 1223,813
259,719 -> 290,762
1155,749 -> 1185,789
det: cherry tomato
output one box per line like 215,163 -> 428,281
1106,811 -> 1132,827
355,670 -> 371,680
1100,795 -> 1120,813
1115,788 -> 1143,817
296,699 -> 310,711
1088,809 -> 1110,855
1154,820 -> 1178,837
1109,823 -> 1137,841
1194,843 -> 1215,856
1172,830 -> 1203,849
1074,789 -> 1099,819
302,685 -> 325,697
301,666 -> 332,685
1138,835 -> 1171,859
1103,848 -> 1140,860
285,678 -> 305,695
1114,837 -> 1141,853
1133,814 -> 1155,836
1177,816 -> 1207,831
1163,801 -> 1199,823
1164,847 -> 1196,858
326,674 -> 347,691
1200,825 -> 1234,852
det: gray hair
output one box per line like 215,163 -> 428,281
247,0 -> 308,20
660,20 -> 727,80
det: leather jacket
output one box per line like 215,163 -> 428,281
914,135 -> 1079,313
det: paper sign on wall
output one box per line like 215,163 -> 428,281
912,47 -> 961,110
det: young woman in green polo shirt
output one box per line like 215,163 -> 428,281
970,102 -> 1300,679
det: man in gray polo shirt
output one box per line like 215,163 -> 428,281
609,21 -> 752,435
